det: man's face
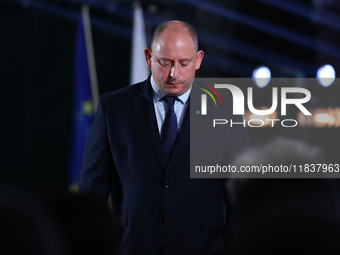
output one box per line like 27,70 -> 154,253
144,28 -> 204,96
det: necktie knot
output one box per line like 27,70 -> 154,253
164,96 -> 177,107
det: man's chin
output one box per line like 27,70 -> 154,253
164,86 -> 188,97
165,89 -> 182,96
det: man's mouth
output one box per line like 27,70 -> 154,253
166,80 -> 183,85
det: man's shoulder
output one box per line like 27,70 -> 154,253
101,79 -> 148,101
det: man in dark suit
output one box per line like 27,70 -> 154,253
80,20 -> 249,255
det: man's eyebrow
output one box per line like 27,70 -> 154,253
180,58 -> 192,62
159,58 -> 193,61
159,58 -> 172,61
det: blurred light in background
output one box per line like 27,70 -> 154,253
298,107 -> 340,128
315,113 -> 330,123
316,64 -> 336,87
252,66 -> 271,88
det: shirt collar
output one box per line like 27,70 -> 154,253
150,75 -> 191,104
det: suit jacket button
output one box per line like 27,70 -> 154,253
165,181 -> 169,188
156,215 -> 163,221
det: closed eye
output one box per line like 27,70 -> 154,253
160,60 -> 171,67
180,59 -> 191,66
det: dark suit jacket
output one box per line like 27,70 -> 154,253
80,78 -> 250,255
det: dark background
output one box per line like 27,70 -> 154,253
1,0 -> 339,196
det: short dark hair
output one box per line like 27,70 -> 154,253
151,20 -> 198,52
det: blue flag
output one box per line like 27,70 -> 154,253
69,15 -> 95,192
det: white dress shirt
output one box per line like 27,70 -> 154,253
150,75 -> 191,136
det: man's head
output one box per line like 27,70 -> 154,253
144,20 -> 204,96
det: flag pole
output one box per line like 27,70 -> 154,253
130,1 -> 149,85
81,4 -> 99,111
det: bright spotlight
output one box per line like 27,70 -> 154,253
253,66 -> 271,88
315,113 -> 330,123
317,64 -> 335,87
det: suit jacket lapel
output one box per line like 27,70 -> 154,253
131,79 -> 167,171
167,102 -> 190,170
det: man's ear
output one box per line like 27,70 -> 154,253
144,48 -> 152,68
195,50 -> 204,70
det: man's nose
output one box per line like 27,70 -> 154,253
170,63 -> 180,79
